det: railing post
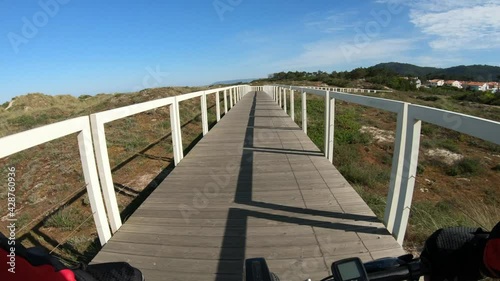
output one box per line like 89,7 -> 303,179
170,98 -> 184,166
89,115 -> 122,234
224,89 -> 228,114
327,97 -> 335,163
393,109 -> 422,245
279,88 -> 282,108
78,120 -> 112,245
284,88 -> 287,114
216,91 -> 221,122
302,90 -> 307,134
384,103 -> 409,234
201,91 -> 208,135
324,91 -> 330,157
290,89 -> 295,122
229,88 -> 233,110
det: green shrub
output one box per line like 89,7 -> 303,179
9,115 -> 38,128
446,158 -> 482,176
417,96 -> 440,102
78,95 -> 92,100
439,139 -> 460,153
417,164 -> 425,175
338,161 -> 390,187
335,108 -> 371,145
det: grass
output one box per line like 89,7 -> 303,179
2,85 -> 499,262
288,87 -> 500,252
421,138 -> 461,153
353,185 -> 386,220
407,198 -> 500,247
293,94 -> 388,189
44,207 -> 91,231
0,86 -> 229,264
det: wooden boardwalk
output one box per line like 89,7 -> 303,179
92,91 -> 405,281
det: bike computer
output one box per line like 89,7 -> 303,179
331,257 -> 369,281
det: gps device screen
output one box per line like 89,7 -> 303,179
332,258 -> 369,281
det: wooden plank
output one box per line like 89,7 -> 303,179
92,91 -> 404,281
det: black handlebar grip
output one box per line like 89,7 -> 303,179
368,260 -> 427,281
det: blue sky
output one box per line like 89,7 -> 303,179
0,0 -> 499,102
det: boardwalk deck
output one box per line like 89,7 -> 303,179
92,91 -> 405,281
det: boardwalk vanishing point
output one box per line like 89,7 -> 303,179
92,91 -> 405,281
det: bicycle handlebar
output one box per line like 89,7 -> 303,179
367,259 -> 426,281
246,256 -> 428,281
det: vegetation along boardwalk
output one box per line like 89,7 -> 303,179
92,91 -> 405,281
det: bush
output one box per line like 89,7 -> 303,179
417,95 -> 440,102
338,160 -> 390,187
78,95 -> 92,100
446,158 -> 482,176
335,108 -> 371,145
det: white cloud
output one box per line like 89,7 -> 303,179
303,10 -> 361,33
377,0 -> 500,50
272,38 -> 416,69
410,4 -> 500,50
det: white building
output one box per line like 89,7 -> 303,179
466,82 -> 489,91
428,79 -> 445,87
444,80 -> 463,89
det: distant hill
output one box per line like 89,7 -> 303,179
211,78 -> 259,85
372,62 -> 500,82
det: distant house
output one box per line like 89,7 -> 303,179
428,79 -> 445,87
489,82 -> 499,93
465,82 -> 489,91
444,80 -> 463,89
415,79 -> 422,89
401,76 -> 422,89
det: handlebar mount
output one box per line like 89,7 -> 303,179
245,254 -> 429,281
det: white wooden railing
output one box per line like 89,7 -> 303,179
0,85 -> 251,245
267,85 -> 500,244
0,117 -> 112,244
2,84 -> 497,246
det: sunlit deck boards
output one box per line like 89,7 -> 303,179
92,91 -> 405,281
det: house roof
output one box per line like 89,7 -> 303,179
465,82 -> 487,86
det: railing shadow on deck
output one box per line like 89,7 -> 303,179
215,92 -> 391,280
271,84 -> 500,244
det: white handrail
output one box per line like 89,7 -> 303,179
270,85 -> 500,245
392,104 -> 500,244
89,85 -> 245,237
0,85 -> 248,246
0,117 -> 112,245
